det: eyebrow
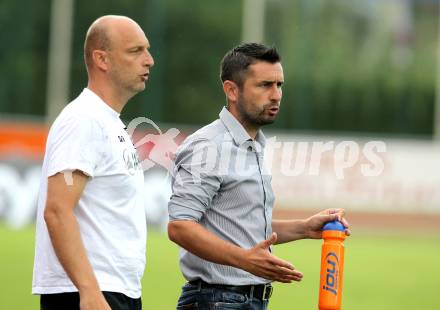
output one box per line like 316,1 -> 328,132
127,43 -> 150,50
130,45 -> 145,50
259,79 -> 284,85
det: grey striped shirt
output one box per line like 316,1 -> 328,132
168,107 -> 274,285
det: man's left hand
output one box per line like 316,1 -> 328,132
304,208 -> 351,239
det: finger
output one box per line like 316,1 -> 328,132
255,269 -> 282,282
325,208 -> 340,215
275,272 -> 303,283
258,232 -> 277,249
267,264 -> 303,281
264,271 -> 294,283
261,261 -> 296,277
340,217 -> 350,228
285,273 -> 303,282
326,208 -> 345,218
290,269 -> 303,278
277,265 -> 301,277
320,213 -> 339,224
292,275 -> 303,282
268,255 -> 295,270
263,267 -> 303,283
258,263 -> 297,281
269,232 -> 277,244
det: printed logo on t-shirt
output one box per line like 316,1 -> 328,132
123,148 -> 141,175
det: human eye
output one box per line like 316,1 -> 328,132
129,46 -> 143,53
260,81 -> 272,88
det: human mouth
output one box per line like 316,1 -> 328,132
267,106 -> 279,116
141,72 -> 149,81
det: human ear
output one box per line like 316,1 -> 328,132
92,50 -> 110,71
223,80 -> 239,103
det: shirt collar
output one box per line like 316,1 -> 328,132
219,107 -> 266,148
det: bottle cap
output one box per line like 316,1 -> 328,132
322,220 -> 345,232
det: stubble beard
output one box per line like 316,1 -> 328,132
109,67 -> 145,99
237,95 -> 276,129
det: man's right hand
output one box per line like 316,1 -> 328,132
79,290 -> 112,310
242,232 -> 304,283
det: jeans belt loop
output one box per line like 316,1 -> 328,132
249,285 -> 255,300
262,284 -> 273,301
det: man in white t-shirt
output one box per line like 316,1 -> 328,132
32,15 -> 154,310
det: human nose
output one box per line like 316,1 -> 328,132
270,85 -> 282,102
143,50 -> 154,67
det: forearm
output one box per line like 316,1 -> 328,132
44,206 -> 100,293
168,219 -> 303,282
272,219 -> 308,244
168,220 -> 248,269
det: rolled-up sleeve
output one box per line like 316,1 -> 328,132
168,139 -> 222,222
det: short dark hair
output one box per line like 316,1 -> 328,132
220,43 -> 281,87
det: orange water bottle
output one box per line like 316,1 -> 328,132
318,220 -> 347,310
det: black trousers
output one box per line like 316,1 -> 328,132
40,291 -> 142,310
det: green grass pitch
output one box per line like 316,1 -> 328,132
1,225 -> 439,309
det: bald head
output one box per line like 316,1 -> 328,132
84,15 -> 142,71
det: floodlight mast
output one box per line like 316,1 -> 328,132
434,6 -> 440,142
242,0 -> 266,44
46,0 -> 74,125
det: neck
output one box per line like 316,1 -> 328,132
87,80 -> 129,114
240,120 -> 259,139
227,106 -> 259,139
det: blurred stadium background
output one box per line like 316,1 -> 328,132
1,0 -> 439,309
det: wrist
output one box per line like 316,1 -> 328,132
300,219 -> 311,239
229,245 -> 251,273
77,279 -> 101,294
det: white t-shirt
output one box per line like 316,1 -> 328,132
32,88 -> 146,299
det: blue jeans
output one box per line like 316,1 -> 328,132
176,282 -> 270,310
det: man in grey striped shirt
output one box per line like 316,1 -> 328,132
168,43 -> 350,310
